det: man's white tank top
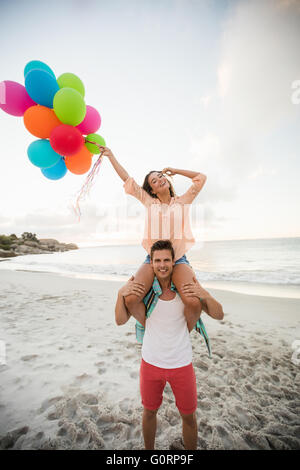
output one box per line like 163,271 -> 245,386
141,292 -> 192,369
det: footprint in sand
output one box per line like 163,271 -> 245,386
169,438 -> 185,450
229,386 -> 243,400
194,360 -> 209,371
270,374 -> 280,383
74,373 -> 93,382
130,371 -> 138,379
0,426 -> 29,450
243,431 -> 271,450
124,353 -> 135,360
39,396 -> 64,413
95,361 -> 105,367
94,361 -> 107,375
21,354 -> 39,361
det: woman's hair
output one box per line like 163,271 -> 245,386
150,239 -> 175,261
142,170 -> 176,199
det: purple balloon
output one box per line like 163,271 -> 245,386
0,80 -> 36,116
76,105 -> 101,135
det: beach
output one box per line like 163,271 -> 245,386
0,268 -> 299,450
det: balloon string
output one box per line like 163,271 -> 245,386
73,140 -> 105,221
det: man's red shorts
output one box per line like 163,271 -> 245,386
139,359 -> 197,415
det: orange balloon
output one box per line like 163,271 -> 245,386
24,105 -> 61,138
65,145 -> 92,175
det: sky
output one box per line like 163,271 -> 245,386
0,0 -> 300,245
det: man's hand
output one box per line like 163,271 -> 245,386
181,276 -> 224,320
119,275 -> 146,299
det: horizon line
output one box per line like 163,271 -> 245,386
76,235 -> 300,248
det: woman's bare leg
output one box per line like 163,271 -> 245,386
171,264 -> 202,332
124,262 -> 155,326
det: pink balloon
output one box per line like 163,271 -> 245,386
76,105 -> 101,135
0,80 -> 36,117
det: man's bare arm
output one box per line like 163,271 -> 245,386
114,276 -> 146,326
115,291 -> 131,325
186,304 -> 204,332
201,294 -> 224,320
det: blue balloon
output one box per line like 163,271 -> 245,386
41,158 -> 67,180
24,60 -> 56,79
27,140 -> 61,169
25,69 -> 59,108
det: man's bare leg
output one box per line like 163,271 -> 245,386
142,408 -> 158,450
180,412 -> 197,450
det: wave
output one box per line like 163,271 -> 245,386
1,259 -> 300,286
193,269 -> 300,285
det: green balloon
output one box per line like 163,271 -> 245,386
53,87 -> 86,126
57,73 -> 85,97
85,133 -> 106,154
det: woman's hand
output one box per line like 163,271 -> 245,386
161,167 -> 177,177
181,276 -> 209,299
119,275 -> 146,299
97,146 -> 114,158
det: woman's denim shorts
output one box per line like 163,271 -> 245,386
143,253 -> 191,266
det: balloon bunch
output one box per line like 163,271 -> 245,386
0,60 -> 106,181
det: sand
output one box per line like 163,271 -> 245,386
0,269 -> 299,450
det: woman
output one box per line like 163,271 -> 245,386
99,146 -> 207,327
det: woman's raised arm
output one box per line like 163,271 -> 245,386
100,146 -> 129,182
162,167 -> 206,181
162,167 -> 207,204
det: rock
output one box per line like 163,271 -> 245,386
39,238 -> 60,245
64,243 -> 78,250
15,245 -> 35,254
23,240 -> 40,247
0,235 -> 78,257
0,249 -> 17,258
39,244 -> 52,251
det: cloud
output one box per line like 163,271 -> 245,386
0,197 -> 147,244
218,0 -> 300,132
190,0 -> 300,200
248,164 -> 278,180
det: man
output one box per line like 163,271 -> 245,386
115,240 -> 224,450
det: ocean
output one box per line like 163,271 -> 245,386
1,237 -> 300,298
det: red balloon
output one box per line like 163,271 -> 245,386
50,124 -> 84,156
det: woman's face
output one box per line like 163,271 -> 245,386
148,172 -> 170,196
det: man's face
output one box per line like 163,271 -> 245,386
150,249 -> 175,281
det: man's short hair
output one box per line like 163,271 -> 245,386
150,239 -> 175,261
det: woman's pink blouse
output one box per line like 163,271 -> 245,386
123,174 -> 205,261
